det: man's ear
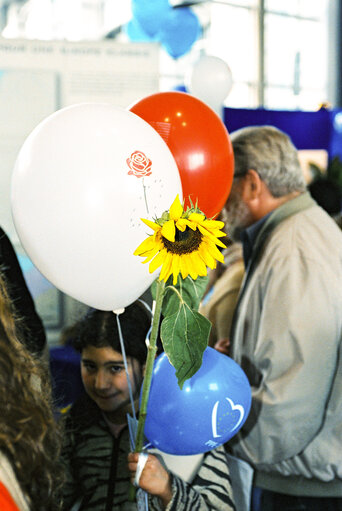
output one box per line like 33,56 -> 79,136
242,169 -> 262,202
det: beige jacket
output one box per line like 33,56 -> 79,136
230,193 -> 342,497
200,243 -> 244,346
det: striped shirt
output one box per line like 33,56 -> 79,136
61,395 -> 235,511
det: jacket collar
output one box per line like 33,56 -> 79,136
246,192 -> 315,275
230,192 -> 315,345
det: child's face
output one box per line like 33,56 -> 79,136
81,345 -> 143,423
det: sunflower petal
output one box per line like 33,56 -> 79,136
175,218 -> 187,232
141,218 -> 161,231
198,243 -> 217,269
149,248 -> 167,273
183,219 -> 197,230
213,231 -> 228,238
214,237 -> 227,249
190,252 -> 207,276
203,238 -> 225,262
141,245 -> 163,264
188,212 -> 205,224
133,236 -> 156,256
160,252 -> 173,282
169,195 -> 183,221
198,224 -> 226,248
161,220 -> 176,242
202,219 -> 225,231
179,254 -> 189,279
197,223 -> 217,240
171,254 -> 181,285
199,218 -> 225,234
203,228 -> 227,239
186,254 -> 198,280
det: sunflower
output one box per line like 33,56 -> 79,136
134,195 -> 226,284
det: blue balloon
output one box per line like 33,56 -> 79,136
159,8 -> 201,59
124,18 -> 155,42
132,0 -> 171,37
173,84 -> 188,93
143,347 -> 252,455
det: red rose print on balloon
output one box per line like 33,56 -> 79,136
127,150 -> 152,178
127,150 -> 152,213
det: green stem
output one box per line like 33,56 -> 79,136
128,279 -> 165,501
165,284 -> 184,304
135,279 -> 165,451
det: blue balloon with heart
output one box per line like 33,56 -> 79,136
143,347 -> 252,455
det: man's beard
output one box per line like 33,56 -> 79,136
221,192 -> 253,242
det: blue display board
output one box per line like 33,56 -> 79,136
223,107 -> 342,161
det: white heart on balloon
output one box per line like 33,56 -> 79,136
211,398 -> 245,439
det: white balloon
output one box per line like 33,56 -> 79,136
186,55 -> 233,117
11,103 -> 182,310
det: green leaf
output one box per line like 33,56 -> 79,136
162,275 -> 208,317
178,275 -> 209,310
161,304 -> 211,389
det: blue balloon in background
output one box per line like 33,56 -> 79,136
124,18 -> 155,42
173,84 -> 188,93
132,0 -> 171,37
159,7 -> 201,59
143,347 -> 252,455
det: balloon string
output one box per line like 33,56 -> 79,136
138,298 -> 153,347
114,311 -> 137,422
142,177 -> 149,214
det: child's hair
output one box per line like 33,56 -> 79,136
73,300 -> 151,365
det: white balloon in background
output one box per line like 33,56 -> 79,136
11,103 -> 182,310
186,55 -> 233,118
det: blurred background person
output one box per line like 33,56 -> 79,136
199,228 -> 244,356
0,226 -> 46,356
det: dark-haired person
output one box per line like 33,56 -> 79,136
0,271 -> 63,511
308,177 -> 341,217
61,303 -> 235,511
0,227 -> 46,356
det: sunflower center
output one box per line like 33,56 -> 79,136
162,227 -> 203,254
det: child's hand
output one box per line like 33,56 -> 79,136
128,452 -> 172,507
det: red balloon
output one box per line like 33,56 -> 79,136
130,91 -> 234,218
